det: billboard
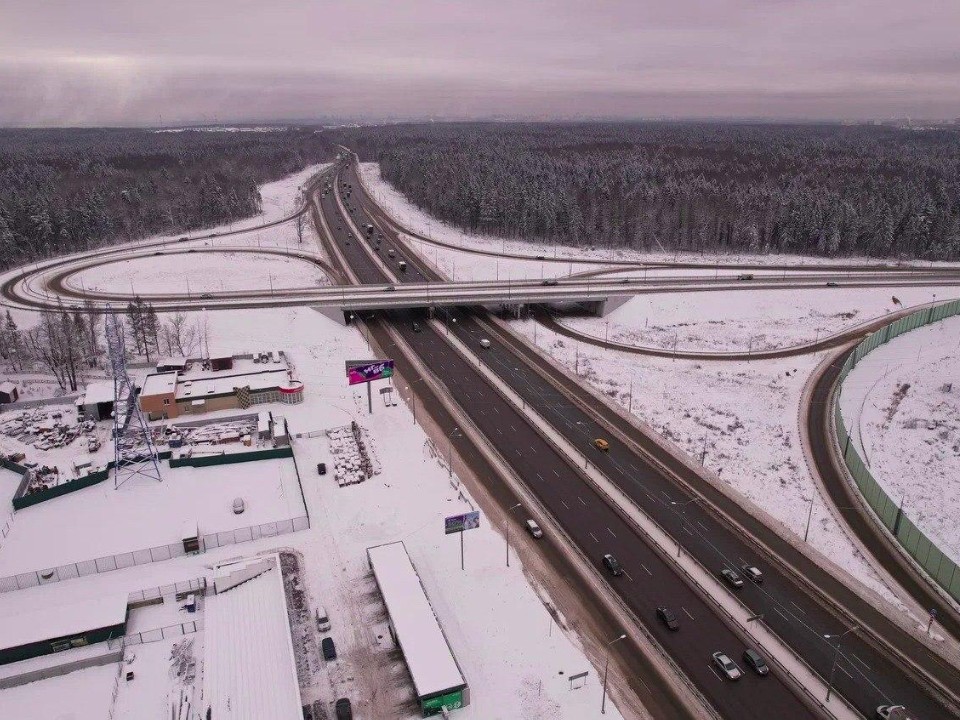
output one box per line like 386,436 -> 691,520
346,359 -> 394,386
444,511 -> 480,535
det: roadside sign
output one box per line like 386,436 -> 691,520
444,511 -> 480,535
346,359 -> 394,386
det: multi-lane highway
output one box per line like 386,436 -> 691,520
318,158 -> 960,719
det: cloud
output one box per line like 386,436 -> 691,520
0,0 -> 958,125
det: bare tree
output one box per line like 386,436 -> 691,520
161,312 -> 201,357
24,307 -> 84,391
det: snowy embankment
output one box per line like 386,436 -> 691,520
840,314 -> 960,564
560,287 -> 955,353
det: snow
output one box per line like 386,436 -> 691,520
0,456 -> 305,576
0,661 -> 117,720
840,314 -> 960,564
71,248 -> 327,296
0,592 -> 127,651
82,380 -> 115,406
140,372 -> 177,397
204,555 -> 302,720
559,287 -> 953,353
366,541 -> 466,698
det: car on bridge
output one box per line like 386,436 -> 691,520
593,438 -> 610,451
656,606 -> 680,631
742,649 -> 769,676
741,565 -> 763,583
602,553 -> 623,576
720,568 -> 744,589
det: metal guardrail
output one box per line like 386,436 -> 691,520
834,300 -> 960,604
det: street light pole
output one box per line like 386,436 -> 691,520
506,502 -> 522,567
447,427 -> 460,478
601,633 -> 628,714
824,625 -> 858,702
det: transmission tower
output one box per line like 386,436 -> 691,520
106,308 -> 162,488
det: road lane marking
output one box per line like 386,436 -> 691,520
790,601 -> 806,615
682,607 -> 694,620
837,663 -> 853,679
578,496 -> 587,506
774,607 -> 791,621
709,666 -> 724,681
682,525 -> 693,535
606,527 -> 616,538
623,571 -> 634,582
850,653 -> 871,670
640,564 -> 652,577
589,532 -> 599,543
535,473 -> 544,482
553,469 -> 560,477
561,500 -> 570,509
696,521 -> 708,531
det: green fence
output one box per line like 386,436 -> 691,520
834,299 -> 960,604
168,445 -> 293,468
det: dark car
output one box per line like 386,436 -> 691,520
742,649 -> 769,676
334,698 -> 353,720
741,565 -> 763,583
412,322 -> 422,333
826,281 -> 839,287
200,293 -> 213,300
656,606 -> 680,631
321,637 -> 337,661
317,462 -> 327,476
720,568 -> 744,589
602,554 -> 623,576
541,278 -> 559,286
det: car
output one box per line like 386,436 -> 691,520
316,606 -> 331,632
593,438 -> 610,451
412,322 -> 422,333
619,278 -> 631,283
479,338 -> 492,349
541,278 -> 559,286
742,649 -> 769,676
602,553 -> 623,576
232,497 -> 245,514
737,273 -> 754,280
187,249 -> 196,253
525,519 -> 543,538
536,255 -> 546,260
317,462 -> 327,475
720,568 -> 744,589
334,698 -> 353,720
153,251 -> 163,256
321,637 -> 337,661
200,293 -> 213,300
712,651 -> 742,680
385,284 -> 396,291
741,565 -> 763,583
656,606 -> 680,631
826,281 -> 839,287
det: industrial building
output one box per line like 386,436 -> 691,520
138,355 -> 304,420
367,541 -> 469,716
0,381 -> 18,405
0,594 -> 127,666
78,381 -> 115,421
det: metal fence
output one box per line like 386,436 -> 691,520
112,619 -> 201,648
834,299 -> 960,604
127,576 -> 207,604
0,515 -> 309,594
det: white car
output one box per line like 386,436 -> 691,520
232,497 -> 246,514
712,652 -> 742,680
479,338 -> 491,349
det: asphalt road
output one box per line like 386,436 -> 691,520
328,159 -> 960,719
319,165 -> 822,719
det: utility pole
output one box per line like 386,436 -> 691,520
601,634 -> 627,714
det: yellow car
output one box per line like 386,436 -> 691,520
593,438 -> 610,451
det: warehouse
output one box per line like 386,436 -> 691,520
367,541 -> 469,716
79,381 -> 115,421
0,594 -> 127,666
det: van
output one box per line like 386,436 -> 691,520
316,606 -> 331,632
525,519 -> 543,538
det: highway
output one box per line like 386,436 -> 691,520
321,158 -> 960,719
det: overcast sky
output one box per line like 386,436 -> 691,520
2,0 -> 958,126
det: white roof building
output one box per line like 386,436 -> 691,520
204,555 -> 302,719
367,542 -> 467,705
82,381 -> 114,406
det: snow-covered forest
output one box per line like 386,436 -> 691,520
334,122 -> 960,260
0,128 -> 332,270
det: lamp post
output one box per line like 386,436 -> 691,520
447,427 -> 460,478
670,497 -> 701,557
824,625 -> 858,702
505,502 -> 522,567
601,633 -> 628,714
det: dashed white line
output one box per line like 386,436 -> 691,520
589,532 -> 599,543
561,500 -> 570,509
790,601 -> 806,615
606,527 -> 616,538
641,564 -> 653,577
578,496 -> 587,506
682,607 -> 694,621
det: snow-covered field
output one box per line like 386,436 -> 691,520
0,457 -> 305,576
0,661 -> 117,719
72,248 -> 327,295
559,287 -> 954,353
841,314 -> 960,564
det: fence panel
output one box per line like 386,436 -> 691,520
834,301 -> 960,604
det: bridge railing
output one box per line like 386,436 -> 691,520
833,298 -> 960,604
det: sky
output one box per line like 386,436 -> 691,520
1,0 -> 958,126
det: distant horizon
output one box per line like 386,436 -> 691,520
3,1 -> 959,127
